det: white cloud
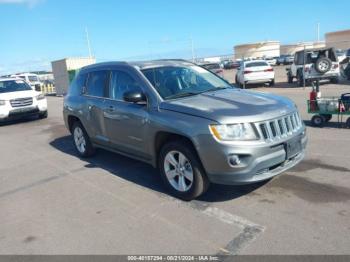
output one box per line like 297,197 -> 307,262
0,0 -> 44,7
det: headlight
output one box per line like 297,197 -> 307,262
209,123 -> 258,141
36,94 -> 45,100
0,100 -> 5,106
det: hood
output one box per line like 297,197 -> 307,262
159,88 -> 296,124
0,90 -> 38,101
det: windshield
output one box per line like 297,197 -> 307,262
0,80 -> 32,93
141,65 -> 232,100
28,75 -> 39,82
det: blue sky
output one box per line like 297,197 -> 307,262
0,0 -> 350,74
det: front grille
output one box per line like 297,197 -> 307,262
255,112 -> 302,142
10,97 -> 33,108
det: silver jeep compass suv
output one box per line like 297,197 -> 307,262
63,60 -> 307,200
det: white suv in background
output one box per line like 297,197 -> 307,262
0,78 -> 48,122
287,48 -> 340,86
235,60 -> 275,87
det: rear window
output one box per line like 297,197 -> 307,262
86,71 -> 109,97
69,73 -> 87,96
245,62 -> 268,67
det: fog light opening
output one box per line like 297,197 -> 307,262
228,155 -> 241,166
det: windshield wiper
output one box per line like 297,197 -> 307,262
166,92 -> 199,99
199,86 -> 229,94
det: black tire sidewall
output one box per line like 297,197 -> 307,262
311,115 -> 325,127
158,141 -> 209,201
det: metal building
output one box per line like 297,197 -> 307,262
234,41 -> 280,59
51,57 -> 95,96
280,42 -> 326,55
325,29 -> 350,50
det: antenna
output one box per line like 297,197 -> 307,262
85,27 -> 92,58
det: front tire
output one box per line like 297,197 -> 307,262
159,140 -> 209,201
72,121 -> 95,158
39,111 -> 48,119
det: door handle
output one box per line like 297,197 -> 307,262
88,105 -> 94,111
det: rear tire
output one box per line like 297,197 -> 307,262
72,121 -> 95,158
315,57 -> 332,74
311,115 -> 325,127
158,140 -> 209,201
287,73 -> 293,84
269,80 -> 275,87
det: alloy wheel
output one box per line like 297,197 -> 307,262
163,150 -> 194,192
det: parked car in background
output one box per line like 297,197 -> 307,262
284,55 -> 294,65
224,61 -> 240,69
12,73 -> 43,91
200,63 -> 224,77
63,60 -> 307,200
346,49 -> 350,58
0,78 -> 48,122
277,55 -> 294,65
235,60 -> 275,87
287,47 -> 340,86
264,57 -> 277,66
336,49 -> 346,63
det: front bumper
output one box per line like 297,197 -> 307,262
196,130 -> 307,185
0,99 -> 47,121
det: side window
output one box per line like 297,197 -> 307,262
69,73 -> 86,96
109,71 -> 142,101
86,70 -> 109,97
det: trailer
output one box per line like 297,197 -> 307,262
307,93 -> 350,128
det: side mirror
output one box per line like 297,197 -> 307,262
123,91 -> 147,104
237,67 -> 241,70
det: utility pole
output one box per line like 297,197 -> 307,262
190,36 -> 195,62
85,27 -> 92,58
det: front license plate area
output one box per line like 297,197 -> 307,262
285,136 -> 302,160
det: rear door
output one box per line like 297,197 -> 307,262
103,69 -> 150,160
83,70 -> 110,146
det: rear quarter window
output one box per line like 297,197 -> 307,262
68,73 -> 87,96
85,71 -> 109,97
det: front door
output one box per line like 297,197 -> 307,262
103,69 -> 150,160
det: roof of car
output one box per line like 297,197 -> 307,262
82,59 -> 195,71
296,47 -> 335,53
